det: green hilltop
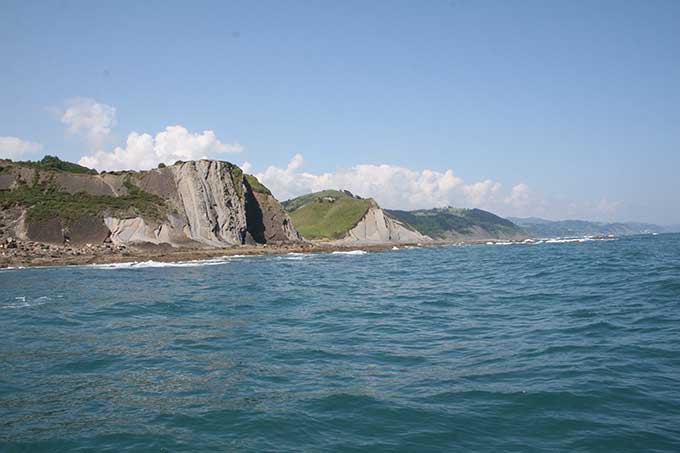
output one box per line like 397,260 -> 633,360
282,190 -> 371,240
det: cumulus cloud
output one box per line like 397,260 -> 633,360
78,125 -> 243,171
253,154 -> 517,210
0,136 -> 43,159
505,183 -> 530,207
61,97 -> 116,146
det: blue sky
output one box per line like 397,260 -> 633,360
1,0 -> 679,224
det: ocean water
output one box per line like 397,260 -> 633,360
1,234 -> 680,452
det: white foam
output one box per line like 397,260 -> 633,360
391,246 -> 400,250
331,250 -> 368,255
89,256 -> 241,269
2,295 -> 54,309
544,238 -> 590,244
280,252 -> 311,260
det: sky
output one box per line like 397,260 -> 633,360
1,0 -> 679,224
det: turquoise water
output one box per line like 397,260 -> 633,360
1,234 -> 680,452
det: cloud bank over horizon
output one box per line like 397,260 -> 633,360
250,155 -> 626,222
1,96 -> 626,223
252,154 -> 550,218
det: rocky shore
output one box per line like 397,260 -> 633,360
0,236 -> 617,269
0,237 -> 412,268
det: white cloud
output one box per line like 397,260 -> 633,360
252,154 -> 623,220
78,125 -> 243,171
61,97 -> 116,146
463,180 -> 502,205
505,183 -> 530,207
0,136 -> 43,159
240,161 -> 253,173
253,154 -> 516,211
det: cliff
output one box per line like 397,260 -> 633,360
282,190 -> 430,244
0,157 -> 300,247
337,203 -> 430,244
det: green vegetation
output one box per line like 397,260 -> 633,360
386,207 -> 526,239
282,190 -> 357,212
283,190 -> 371,239
10,155 -> 98,175
0,177 -> 166,226
228,164 -> 244,200
244,174 -> 272,195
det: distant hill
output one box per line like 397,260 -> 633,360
508,217 -> 676,238
386,207 -> 527,241
282,190 -> 428,243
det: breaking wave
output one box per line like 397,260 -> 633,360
87,256 -> 249,269
331,250 -> 368,255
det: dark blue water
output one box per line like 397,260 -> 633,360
1,234 -> 680,452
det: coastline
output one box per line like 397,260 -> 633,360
0,236 -> 621,269
0,240 -> 426,269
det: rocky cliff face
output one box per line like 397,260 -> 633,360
334,204 -> 431,245
0,159 -> 300,247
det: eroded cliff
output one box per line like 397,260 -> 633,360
0,158 -> 301,247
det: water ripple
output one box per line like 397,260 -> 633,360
1,234 -> 679,451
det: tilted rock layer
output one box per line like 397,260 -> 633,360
0,160 -> 301,247
335,204 -> 431,245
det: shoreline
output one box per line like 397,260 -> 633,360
0,238 -> 495,269
0,240 -> 420,269
0,235 -> 622,269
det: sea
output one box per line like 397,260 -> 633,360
1,234 -> 679,452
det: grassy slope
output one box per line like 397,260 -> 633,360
0,158 -> 167,225
283,191 -> 371,240
386,207 -> 525,239
244,174 -> 272,195
0,178 -> 166,225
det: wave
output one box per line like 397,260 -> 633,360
280,252 -> 311,261
331,250 -> 368,256
88,256 -> 247,269
482,236 -> 618,246
1,295 -> 57,309
0,266 -> 25,271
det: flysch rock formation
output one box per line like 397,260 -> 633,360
0,160 -> 301,247
333,203 -> 431,244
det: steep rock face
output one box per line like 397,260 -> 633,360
172,160 -> 248,246
335,205 -> 430,244
249,190 -> 301,243
0,159 -> 301,247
